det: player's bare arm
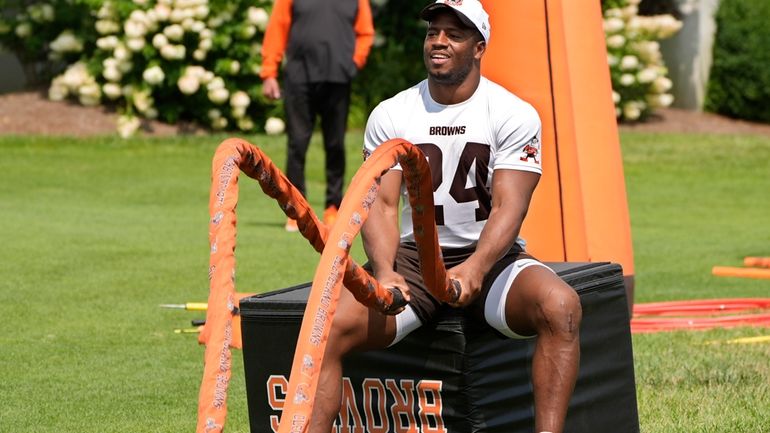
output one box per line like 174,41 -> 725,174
361,170 -> 411,307
447,169 -> 540,306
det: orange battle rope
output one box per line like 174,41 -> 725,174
198,137 -> 459,433
631,298 -> 770,334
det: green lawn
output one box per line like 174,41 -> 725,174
0,130 -> 768,432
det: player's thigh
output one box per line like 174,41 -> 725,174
503,265 -> 582,337
328,285 -> 399,354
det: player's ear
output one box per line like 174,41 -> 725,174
474,40 -> 486,60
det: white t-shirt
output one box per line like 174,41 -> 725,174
363,77 -> 542,248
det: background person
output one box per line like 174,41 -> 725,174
307,1 -> 582,433
260,0 -> 374,231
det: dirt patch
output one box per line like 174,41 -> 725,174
1,89 -> 770,137
0,90 -> 200,137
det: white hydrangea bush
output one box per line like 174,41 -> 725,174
603,0 -> 684,121
1,0 -> 285,137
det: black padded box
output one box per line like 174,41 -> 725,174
240,262 -> 639,433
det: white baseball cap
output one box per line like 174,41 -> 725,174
420,0 -> 491,43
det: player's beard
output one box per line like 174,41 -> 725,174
424,51 -> 475,86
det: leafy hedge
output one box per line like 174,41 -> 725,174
705,0 -> 770,123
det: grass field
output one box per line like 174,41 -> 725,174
0,130 -> 768,432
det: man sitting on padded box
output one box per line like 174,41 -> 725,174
310,2 -> 582,433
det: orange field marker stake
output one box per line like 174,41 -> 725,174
744,257 -> 770,268
712,266 -> 770,280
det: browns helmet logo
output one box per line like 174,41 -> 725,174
520,137 -> 540,164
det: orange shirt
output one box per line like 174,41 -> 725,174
260,0 -> 375,81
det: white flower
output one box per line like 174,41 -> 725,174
194,5 -> 210,20
647,93 -> 674,108
207,109 -> 221,120
605,8 -> 622,18
133,90 -> 153,113
652,76 -> 673,93
186,66 -> 206,78
96,19 -> 121,35
154,4 -> 171,21
117,115 -> 142,138
103,66 -> 123,82
97,36 -> 120,50
373,33 -> 386,48
198,37 -> 213,51
79,82 -> 102,106
160,44 -> 185,60
228,60 -> 240,75
125,20 -> 147,38
603,17 -> 624,34
15,23 -> 31,38
118,60 -> 133,74
208,87 -> 229,104
170,8 -> 187,23
143,66 -> 165,85
48,78 -> 69,101
606,34 -> 626,49
612,91 -> 621,104
607,54 -> 618,66
247,7 -> 269,30
28,4 -> 55,22
177,74 -> 200,94
250,64 -> 262,75
61,63 -> 89,89
181,17 -> 195,30
622,102 -> 641,120
621,5 -> 638,19
127,38 -> 146,52
637,68 -> 657,84
620,74 -> 635,87
163,24 -> 184,41
207,77 -> 225,90
133,0 -> 149,6
191,20 -> 206,33
193,49 -> 207,61
658,94 -> 674,107
230,91 -> 250,109
265,117 -> 285,135
152,33 -> 169,49
145,107 -> 158,119
237,117 -> 255,131
50,31 -> 84,53
620,55 -> 639,70
231,106 -> 246,119
102,83 -> 123,99
130,10 -> 151,25
211,117 -> 228,130
114,45 -> 131,61
239,25 -> 256,39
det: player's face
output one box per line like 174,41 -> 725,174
423,11 -> 484,86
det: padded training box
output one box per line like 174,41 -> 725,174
240,262 -> 639,433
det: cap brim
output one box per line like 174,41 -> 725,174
419,3 -> 476,30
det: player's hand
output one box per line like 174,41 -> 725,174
374,269 -> 411,315
446,260 -> 485,307
262,77 -> 281,100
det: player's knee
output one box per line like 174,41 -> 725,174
537,285 -> 582,339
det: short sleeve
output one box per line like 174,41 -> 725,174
363,102 -> 397,161
492,102 -> 543,174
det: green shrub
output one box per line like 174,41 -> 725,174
705,0 -> 770,123
601,0 -> 682,122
